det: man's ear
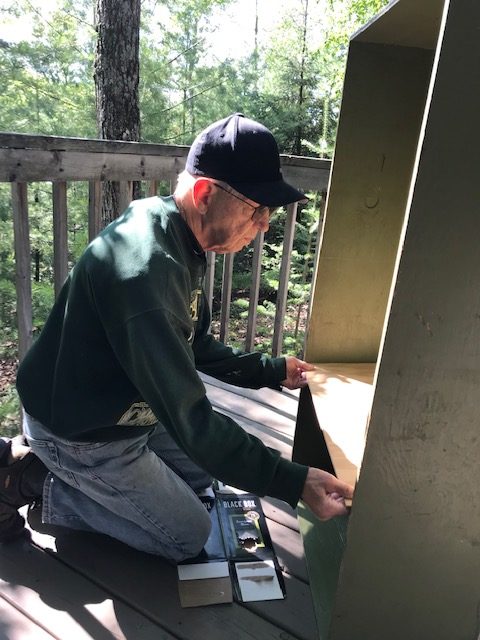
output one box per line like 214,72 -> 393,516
192,178 -> 214,214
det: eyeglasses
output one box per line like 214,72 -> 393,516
212,182 -> 278,221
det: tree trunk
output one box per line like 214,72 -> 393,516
94,0 -> 141,226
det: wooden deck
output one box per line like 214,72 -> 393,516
0,375 -> 318,640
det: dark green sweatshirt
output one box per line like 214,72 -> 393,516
17,196 -> 308,507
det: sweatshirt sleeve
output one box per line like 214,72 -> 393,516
110,307 -> 308,508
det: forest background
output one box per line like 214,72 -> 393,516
0,0 -> 388,434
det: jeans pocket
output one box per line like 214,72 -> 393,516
27,438 -> 80,490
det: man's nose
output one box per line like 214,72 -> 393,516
255,210 -> 270,232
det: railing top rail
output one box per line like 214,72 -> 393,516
0,132 -> 331,190
0,131 -> 190,157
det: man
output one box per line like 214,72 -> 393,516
1,114 -> 353,559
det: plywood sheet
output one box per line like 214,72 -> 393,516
353,0 -> 444,49
306,364 -> 375,489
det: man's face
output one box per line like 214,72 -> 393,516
201,182 -> 274,254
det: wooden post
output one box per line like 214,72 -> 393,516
88,180 -> 102,241
219,253 -> 234,344
148,180 -> 158,197
52,181 -> 68,298
11,183 -> 32,361
272,202 -> 298,356
118,180 -> 132,214
304,190 -> 326,352
204,251 -> 216,314
245,231 -> 265,352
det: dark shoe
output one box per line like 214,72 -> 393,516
0,435 -> 47,543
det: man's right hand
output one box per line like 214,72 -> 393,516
301,467 -> 354,520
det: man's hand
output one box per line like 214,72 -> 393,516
281,356 -> 315,390
301,467 -> 354,520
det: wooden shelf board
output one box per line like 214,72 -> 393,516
306,363 -> 376,489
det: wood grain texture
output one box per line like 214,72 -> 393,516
0,132 -> 330,191
1,380 -> 316,640
11,182 -> 32,361
327,2 -> 480,639
0,537 -> 176,640
306,363 -> 375,489
52,181 -> 68,298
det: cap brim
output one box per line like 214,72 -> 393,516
228,179 -> 308,207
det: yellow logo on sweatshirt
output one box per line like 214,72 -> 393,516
117,402 -> 157,427
190,288 -> 202,322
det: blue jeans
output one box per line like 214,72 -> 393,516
24,413 -> 212,561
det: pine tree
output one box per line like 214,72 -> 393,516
94,0 -> 141,224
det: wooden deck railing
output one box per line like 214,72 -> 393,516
0,132 -> 331,361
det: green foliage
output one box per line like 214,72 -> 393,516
0,178 -> 89,357
0,383 -> 21,438
0,0 -> 96,136
257,301 -> 277,318
0,280 -> 16,335
32,281 -> 55,331
0,0 -> 390,434
232,298 -> 250,312
140,0 -> 236,144
0,0 -> 389,145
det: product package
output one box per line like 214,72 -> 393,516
177,483 -> 285,607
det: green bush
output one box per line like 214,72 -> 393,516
32,281 -> 55,332
0,279 -> 16,332
0,383 -> 21,438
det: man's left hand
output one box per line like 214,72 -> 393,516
281,357 -> 315,390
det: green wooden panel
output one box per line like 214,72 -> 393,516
330,1 -> 480,639
298,505 -> 349,640
306,42 -> 433,363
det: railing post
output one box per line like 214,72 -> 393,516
305,190 -> 327,346
118,180 -> 133,214
12,182 -> 32,362
88,180 -> 102,241
272,202 -> 298,356
204,251 -> 216,313
148,180 -> 158,197
219,253 -> 234,344
245,231 -> 265,352
52,181 -> 68,298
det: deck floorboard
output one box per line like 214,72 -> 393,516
0,381 -> 318,640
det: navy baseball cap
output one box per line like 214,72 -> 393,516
185,113 -> 307,207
